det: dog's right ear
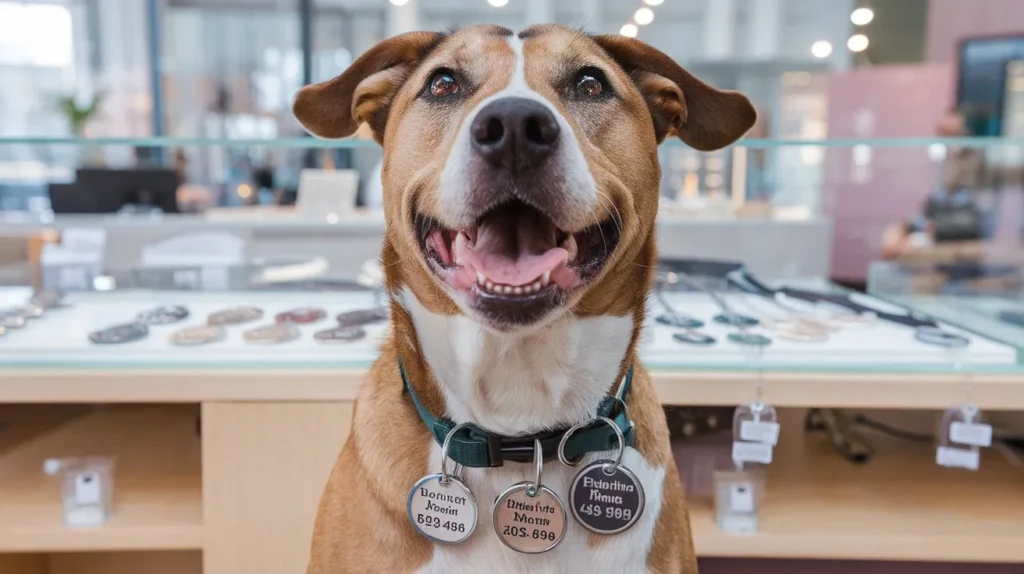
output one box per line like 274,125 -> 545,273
292,31 -> 445,142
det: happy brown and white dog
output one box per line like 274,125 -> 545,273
293,24 -> 754,574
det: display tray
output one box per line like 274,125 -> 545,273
881,295 -> 1024,350
0,289 -> 1017,371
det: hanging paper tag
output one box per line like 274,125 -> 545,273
936,446 -> 980,471
949,421 -> 993,448
739,420 -> 780,446
74,471 -> 102,505
732,441 -> 773,465
728,482 -> 755,513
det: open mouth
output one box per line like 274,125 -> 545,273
415,199 -> 620,326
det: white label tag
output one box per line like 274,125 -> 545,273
740,420 -> 780,446
950,421 -> 993,447
62,227 -> 107,252
936,446 -> 980,471
74,471 -> 102,505
58,266 -> 89,290
172,270 -> 200,290
732,441 -> 773,465
728,483 -> 755,513
201,267 -> 230,291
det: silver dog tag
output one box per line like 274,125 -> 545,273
569,460 -> 645,535
407,474 -> 477,545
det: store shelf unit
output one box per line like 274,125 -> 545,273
0,405 -> 202,552
689,412 -> 1024,563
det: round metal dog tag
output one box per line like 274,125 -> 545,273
492,482 -> 567,554
570,461 -> 645,535
407,474 -> 477,545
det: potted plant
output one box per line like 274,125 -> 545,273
56,92 -> 105,164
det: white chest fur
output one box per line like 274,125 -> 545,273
400,288 -> 664,573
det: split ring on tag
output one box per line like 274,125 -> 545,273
558,416 -> 645,535
407,423 -> 478,545
492,439 -> 567,554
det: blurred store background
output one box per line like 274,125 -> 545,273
1,0 -> 1024,288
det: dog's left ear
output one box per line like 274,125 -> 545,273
593,35 -> 756,151
293,31 -> 444,142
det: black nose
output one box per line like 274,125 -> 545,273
470,97 -> 560,167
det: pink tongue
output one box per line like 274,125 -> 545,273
454,210 -> 568,287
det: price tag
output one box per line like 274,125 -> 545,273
201,267 -> 230,291
936,446 -> 980,471
728,483 -> 755,513
732,441 -> 773,465
74,471 -> 101,505
740,420 -> 780,446
58,267 -> 89,291
172,270 -> 200,289
950,421 -> 992,448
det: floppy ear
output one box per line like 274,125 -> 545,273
593,35 -> 756,151
292,31 -> 444,142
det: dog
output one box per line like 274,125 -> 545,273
294,24 -> 755,574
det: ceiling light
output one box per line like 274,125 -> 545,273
620,23 -> 638,38
848,34 -> 869,53
487,0 -> 509,6
811,41 -> 832,59
644,0 -> 665,5
389,0 -> 409,5
634,7 -> 655,26
850,7 -> 874,26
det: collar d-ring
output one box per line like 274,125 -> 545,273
557,416 -> 625,469
440,422 -> 474,484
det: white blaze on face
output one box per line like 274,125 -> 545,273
437,33 -> 598,228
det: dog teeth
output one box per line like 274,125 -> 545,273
563,234 -> 578,263
474,275 -> 553,296
541,271 -> 551,285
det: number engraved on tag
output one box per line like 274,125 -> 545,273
739,420 -> 781,446
492,482 -> 567,554
731,441 -> 774,464
936,446 -> 980,471
407,474 -> 477,545
949,421 -> 993,448
569,461 -> 645,535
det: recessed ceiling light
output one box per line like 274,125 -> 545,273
644,0 -> 665,5
811,40 -> 833,58
488,0 -> 509,7
851,7 -> 874,26
848,34 -> 869,53
620,23 -> 639,38
389,0 -> 409,5
634,7 -> 655,26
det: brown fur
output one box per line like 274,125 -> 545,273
296,25 -> 754,574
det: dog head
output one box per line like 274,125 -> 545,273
294,25 -> 754,333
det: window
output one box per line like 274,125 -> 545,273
0,1 -> 74,68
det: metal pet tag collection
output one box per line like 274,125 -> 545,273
405,368 -> 643,554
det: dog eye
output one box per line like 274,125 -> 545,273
429,70 -> 460,98
573,67 -> 610,99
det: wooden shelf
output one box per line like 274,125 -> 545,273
0,405 -> 203,552
2,368 -> 1024,410
689,417 -> 1024,563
